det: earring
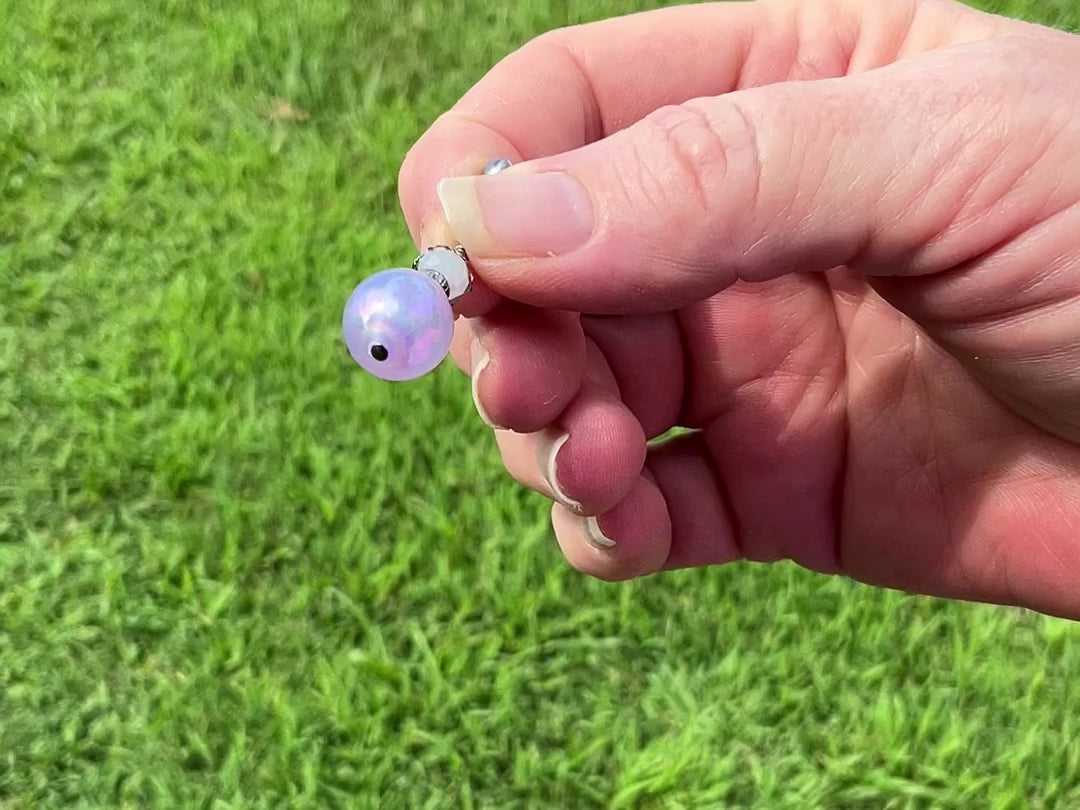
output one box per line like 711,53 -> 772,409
342,158 -> 512,381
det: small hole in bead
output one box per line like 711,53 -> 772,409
370,344 -> 389,362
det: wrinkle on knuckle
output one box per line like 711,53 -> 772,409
621,101 -> 762,241
652,104 -> 729,218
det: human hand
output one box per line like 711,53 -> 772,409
397,0 -> 1080,619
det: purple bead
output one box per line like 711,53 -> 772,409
342,269 -> 454,381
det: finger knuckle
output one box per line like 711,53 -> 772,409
624,100 -> 762,232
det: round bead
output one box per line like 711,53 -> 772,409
342,269 -> 454,381
415,246 -> 471,300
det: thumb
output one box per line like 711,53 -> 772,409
435,39 -> 1066,314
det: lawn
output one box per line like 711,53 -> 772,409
3,0 -> 1080,807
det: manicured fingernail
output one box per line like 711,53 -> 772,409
470,332 -> 498,429
584,516 -> 616,550
536,430 -> 583,513
437,172 -> 594,257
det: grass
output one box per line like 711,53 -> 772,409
2,0 -> 1080,806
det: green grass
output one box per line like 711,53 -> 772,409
2,0 -> 1080,806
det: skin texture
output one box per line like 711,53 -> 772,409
397,0 -> 1080,619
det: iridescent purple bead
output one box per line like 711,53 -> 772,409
342,269 -> 455,381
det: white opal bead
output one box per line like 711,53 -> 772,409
415,246 -> 472,300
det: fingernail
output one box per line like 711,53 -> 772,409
470,332 -> 498,429
536,430 -> 583,512
437,172 -> 594,257
584,516 -> 616,550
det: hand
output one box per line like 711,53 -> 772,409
397,0 -> 1080,619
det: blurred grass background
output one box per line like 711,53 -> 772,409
3,0 -> 1080,807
